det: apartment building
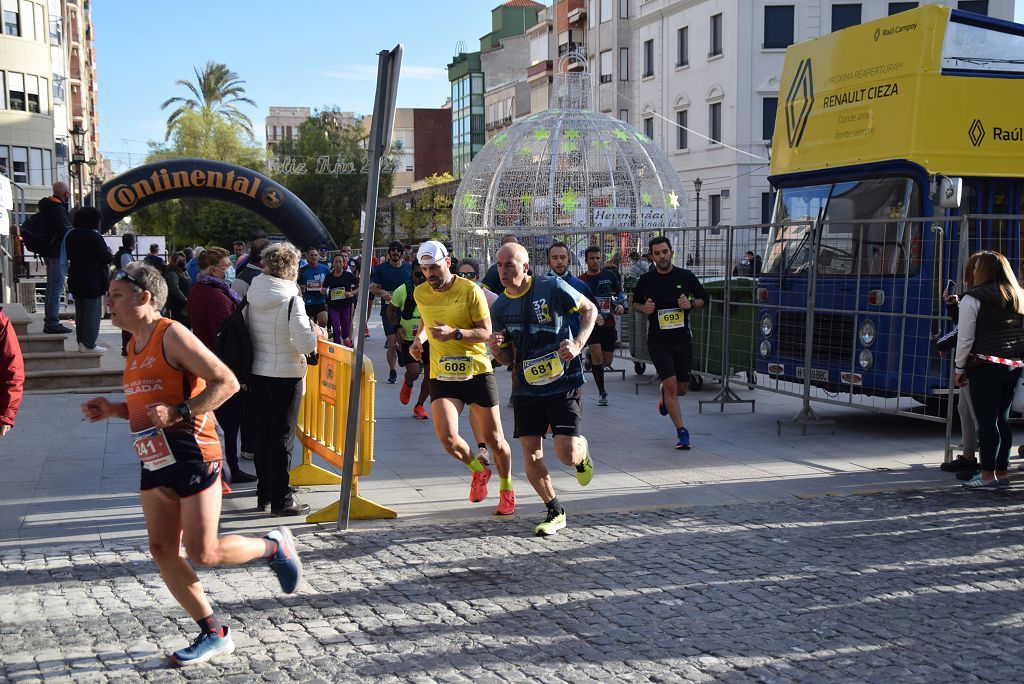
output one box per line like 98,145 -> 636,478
0,0 -> 100,217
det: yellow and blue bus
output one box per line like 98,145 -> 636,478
760,5 -> 1024,408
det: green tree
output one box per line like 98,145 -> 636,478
161,61 -> 256,141
272,108 -> 394,248
396,172 -> 456,244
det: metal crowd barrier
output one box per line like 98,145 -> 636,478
290,338 -> 395,522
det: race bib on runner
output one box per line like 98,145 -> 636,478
330,287 -> 347,301
658,308 -> 685,330
523,351 -> 564,386
596,297 -> 612,314
131,427 -> 177,471
305,281 -> 322,292
438,355 -> 473,382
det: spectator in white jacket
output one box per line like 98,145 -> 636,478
246,242 -> 326,516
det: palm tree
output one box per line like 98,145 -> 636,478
161,61 -> 256,140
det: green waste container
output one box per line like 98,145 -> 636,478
688,277 -> 757,387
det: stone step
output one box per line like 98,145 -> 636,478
24,368 -> 125,392
26,385 -> 123,396
17,333 -> 70,353
22,350 -> 103,371
3,303 -> 31,338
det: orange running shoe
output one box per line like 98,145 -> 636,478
399,381 -> 413,405
413,404 -> 429,420
469,466 -> 492,502
494,489 -> 516,515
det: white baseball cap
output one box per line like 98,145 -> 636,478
416,240 -> 449,265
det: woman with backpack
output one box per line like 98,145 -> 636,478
186,247 -> 255,484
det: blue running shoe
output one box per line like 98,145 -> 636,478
658,385 -> 669,416
266,526 -> 302,594
675,427 -> 691,450
171,626 -> 235,667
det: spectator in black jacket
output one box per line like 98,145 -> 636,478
39,181 -> 73,334
65,207 -> 113,352
163,251 -> 191,325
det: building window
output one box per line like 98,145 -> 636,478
2,0 -> 19,36
619,108 -> 629,123
20,0 -> 34,40
676,110 -> 688,150
38,76 -> 46,114
600,0 -> 612,23
642,39 -> 654,77
831,4 -> 861,31
643,116 -> 654,140
600,50 -> 613,83
48,14 -> 60,44
0,72 -> 4,109
958,1 -> 988,14
888,2 -> 917,15
762,97 -> 777,141
0,146 -> 7,176
710,13 -> 723,56
676,26 -> 688,67
710,194 -> 721,226
709,102 -> 721,144
25,74 -> 38,113
763,5 -> 794,49
42,148 -> 51,186
8,72 -> 25,111
11,146 -> 27,184
619,47 -> 629,80
619,0 -> 628,19
588,0 -> 597,29
28,147 -> 41,185
52,74 -> 64,102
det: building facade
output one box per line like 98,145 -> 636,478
0,0 -> 100,218
365,107 -> 453,195
265,106 -> 310,154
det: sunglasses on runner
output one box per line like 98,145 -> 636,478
113,269 -> 149,292
458,271 -> 478,278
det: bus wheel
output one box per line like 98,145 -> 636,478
634,362 -> 646,376
746,370 -> 757,389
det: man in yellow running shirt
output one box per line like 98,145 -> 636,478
409,241 -> 516,516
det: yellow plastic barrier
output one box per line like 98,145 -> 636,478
290,338 -> 396,522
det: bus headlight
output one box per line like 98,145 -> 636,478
859,319 -> 876,347
760,313 -> 773,338
858,350 -> 873,369
760,340 -> 771,358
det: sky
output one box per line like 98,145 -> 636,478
95,1 -> 1024,174
92,0 -> 495,172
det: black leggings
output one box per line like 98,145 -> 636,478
249,375 -> 304,504
968,362 -> 1021,472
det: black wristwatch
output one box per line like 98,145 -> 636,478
175,402 -> 193,423
453,329 -> 463,341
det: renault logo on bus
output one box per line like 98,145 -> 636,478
785,58 -> 814,148
969,119 -> 985,147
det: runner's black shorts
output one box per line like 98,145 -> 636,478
512,388 -> 582,438
430,373 -> 498,407
305,302 -> 327,320
140,460 -> 221,498
586,325 -> 617,352
398,339 -> 427,369
380,307 -> 398,336
648,334 -> 693,382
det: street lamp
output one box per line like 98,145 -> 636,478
70,123 -> 86,206
693,177 -> 702,266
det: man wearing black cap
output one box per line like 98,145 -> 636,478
369,240 -> 412,383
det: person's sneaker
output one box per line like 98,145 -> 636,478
956,467 -> 980,482
171,626 -> 235,667
231,470 -> 257,484
535,508 -> 567,537
413,404 -> 429,420
469,466 -> 492,503
44,324 -> 72,334
940,455 -> 977,472
399,381 -> 413,405
265,526 -> 302,594
996,477 -> 1011,490
387,369 -> 398,384
575,437 -> 594,486
78,343 -> 108,353
658,385 -> 669,416
676,427 -> 691,450
598,392 -> 609,407
494,489 -> 516,516
475,446 -> 490,466
240,451 -> 255,461
962,474 -> 999,491
270,498 -> 310,516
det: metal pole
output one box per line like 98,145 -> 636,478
337,45 -> 403,531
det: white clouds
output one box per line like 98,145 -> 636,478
323,64 -> 446,81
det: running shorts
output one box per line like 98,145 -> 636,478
647,334 -> 693,382
430,373 -> 498,407
512,388 -> 582,438
140,460 -> 222,498
586,325 -> 617,352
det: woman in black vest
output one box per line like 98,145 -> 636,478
954,251 -> 1024,491
65,207 -> 113,352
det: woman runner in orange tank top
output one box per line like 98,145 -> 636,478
81,263 -> 303,668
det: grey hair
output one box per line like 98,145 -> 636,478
122,262 -> 168,310
261,241 -> 301,281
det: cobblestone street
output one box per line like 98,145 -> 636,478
2,487 -> 1022,682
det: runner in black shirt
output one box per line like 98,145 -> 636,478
579,246 -> 625,407
632,236 -> 707,450
323,253 -> 359,345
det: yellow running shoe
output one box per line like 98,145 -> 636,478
575,436 -> 593,486
535,508 -> 567,536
